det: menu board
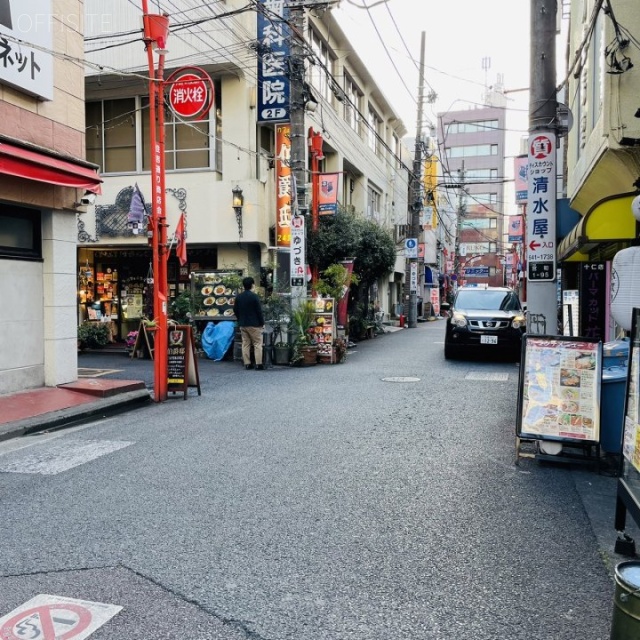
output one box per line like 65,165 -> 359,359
621,309 -> 640,474
167,325 -> 201,399
191,270 -> 242,320
311,298 -> 335,357
517,335 -> 602,443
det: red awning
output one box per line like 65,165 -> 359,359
0,141 -> 102,194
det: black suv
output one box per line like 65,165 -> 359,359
444,285 -> 526,361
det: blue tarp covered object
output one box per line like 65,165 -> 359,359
201,321 -> 235,361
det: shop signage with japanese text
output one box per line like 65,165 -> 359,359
526,132 -> 557,281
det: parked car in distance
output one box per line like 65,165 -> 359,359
444,285 -> 526,361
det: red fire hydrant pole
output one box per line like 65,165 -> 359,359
142,3 -> 169,402
308,128 -> 324,294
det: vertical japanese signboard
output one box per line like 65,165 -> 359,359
579,262 -> 607,340
0,0 -> 53,100
290,215 -> 305,287
275,124 -> 292,248
514,155 -> 528,204
526,132 -> 557,281
256,0 -> 290,124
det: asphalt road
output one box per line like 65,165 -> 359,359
0,321 -> 626,639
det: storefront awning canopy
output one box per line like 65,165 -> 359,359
557,194 -> 638,262
0,141 -> 102,193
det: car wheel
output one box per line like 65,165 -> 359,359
444,342 -> 457,360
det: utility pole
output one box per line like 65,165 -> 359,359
406,31 -> 426,328
288,2 -> 308,308
526,0 -> 558,334
453,163 -> 466,287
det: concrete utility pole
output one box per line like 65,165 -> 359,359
288,2 -> 308,307
406,31 -> 426,328
526,0 -> 558,334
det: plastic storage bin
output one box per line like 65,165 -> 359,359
603,338 -> 629,368
601,364 -> 628,454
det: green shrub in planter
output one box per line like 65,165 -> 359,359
78,321 -> 110,350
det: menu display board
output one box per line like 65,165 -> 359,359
191,270 -> 242,320
516,335 -> 602,443
615,309 -> 640,535
311,298 -> 335,357
167,325 -> 201,399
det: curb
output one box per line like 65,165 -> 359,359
0,389 -> 152,442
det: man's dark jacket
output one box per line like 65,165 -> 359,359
233,290 -> 264,327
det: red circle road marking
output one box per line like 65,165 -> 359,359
1,604 -> 92,640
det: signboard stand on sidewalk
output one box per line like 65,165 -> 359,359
615,307 -> 640,555
167,325 -> 201,399
131,322 -> 155,359
516,334 -> 602,467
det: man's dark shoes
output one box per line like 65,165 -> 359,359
245,364 -> 253,370
256,364 -> 264,370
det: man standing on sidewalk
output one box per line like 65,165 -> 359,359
233,276 -> 265,370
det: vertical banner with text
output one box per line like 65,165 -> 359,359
526,132 -> 557,281
276,124 -> 292,248
318,173 -> 339,215
290,215 -> 305,287
256,0 -> 290,124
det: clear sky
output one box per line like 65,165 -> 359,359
333,0 -> 532,137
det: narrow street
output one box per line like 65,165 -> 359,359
0,321 -> 620,639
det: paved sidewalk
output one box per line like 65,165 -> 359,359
0,374 -> 151,442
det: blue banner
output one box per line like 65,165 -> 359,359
464,266 -> 490,277
257,1 -> 290,124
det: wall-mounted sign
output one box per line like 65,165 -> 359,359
256,0 -> 290,124
0,0 -> 53,100
526,132 -> 557,281
290,215 -> 305,287
165,67 -> 215,121
276,124 -> 292,248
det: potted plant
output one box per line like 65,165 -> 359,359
290,300 -> 318,366
77,321 -> 110,351
273,341 -> 292,365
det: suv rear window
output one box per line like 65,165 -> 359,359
455,289 -> 521,311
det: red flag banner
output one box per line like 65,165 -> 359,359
175,213 -> 187,266
318,173 -> 339,215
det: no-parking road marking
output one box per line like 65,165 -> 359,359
0,595 -> 121,640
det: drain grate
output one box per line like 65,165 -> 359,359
381,377 -> 421,383
464,372 -> 509,381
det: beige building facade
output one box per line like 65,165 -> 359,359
79,1 -> 410,342
0,0 -> 101,394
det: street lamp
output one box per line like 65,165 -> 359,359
232,186 -> 244,238
142,2 -> 169,402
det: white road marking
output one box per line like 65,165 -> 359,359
0,438 -> 133,475
464,372 -> 510,381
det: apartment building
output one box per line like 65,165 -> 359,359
558,0 -> 640,340
437,101 -> 508,291
0,1 -> 102,394
79,0 -> 410,342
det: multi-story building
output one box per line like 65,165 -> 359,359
0,1 -> 102,395
558,0 -> 640,340
437,99 -> 508,291
79,1 -> 410,342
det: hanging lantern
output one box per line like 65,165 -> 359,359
611,246 -> 640,331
